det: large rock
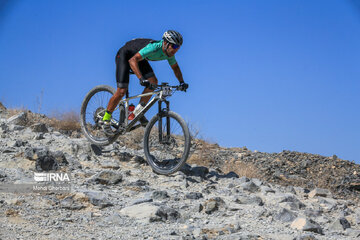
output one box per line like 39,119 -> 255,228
84,191 -> 113,208
234,195 -> 264,206
308,188 -> 332,198
119,203 -> 160,222
274,208 -> 297,222
240,181 -> 260,193
203,197 -> 225,214
153,206 -> 181,222
330,217 -> 351,231
7,112 -> 28,126
290,217 -> 323,234
89,170 -> 123,185
180,164 -> 209,178
185,192 -> 203,200
30,123 -> 48,133
35,155 -> 59,171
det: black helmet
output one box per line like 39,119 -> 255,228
162,30 -> 183,46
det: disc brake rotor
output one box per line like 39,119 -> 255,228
93,107 -> 105,124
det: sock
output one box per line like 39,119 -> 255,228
102,111 -> 112,121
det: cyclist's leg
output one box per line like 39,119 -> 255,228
138,60 -> 157,104
106,50 -> 129,114
140,75 -> 158,104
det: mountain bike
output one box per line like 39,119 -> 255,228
80,83 -> 191,175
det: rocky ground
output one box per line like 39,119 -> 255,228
0,105 -> 360,240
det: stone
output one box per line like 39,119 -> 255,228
308,188 -> 332,198
330,217 -> 351,231
154,206 -> 181,222
104,213 -> 124,225
132,156 -> 146,165
119,203 -> 160,222
34,133 -> 45,140
84,191 -> 113,208
0,102 -> 6,112
0,170 -> 7,180
290,217 -> 323,235
274,208 -> 297,222
78,154 -> 90,162
35,155 -> 59,171
30,123 -> 48,133
33,147 -> 50,159
293,234 -> 317,240
235,176 -> 250,184
130,198 -> 153,206
118,152 -> 133,162
205,200 -> 218,214
194,203 -> 203,213
204,197 -> 225,214
251,178 -> 263,186
185,192 -> 203,200
89,170 -> 123,185
100,160 -> 120,170
235,195 -> 263,206
152,190 -> 169,200
223,171 -> 239,178
10,124 -> 25,131
7,112 -> 27,126
180,164 -> 209,178
90,144 -> 102,156
14,140 -> 27,147
240,181 -> 260,193
128,180 -> 148,187
53,151 -> 68,165
60,196 -> 85,210
261,185 -> 275,194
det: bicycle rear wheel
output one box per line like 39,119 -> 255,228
80,85 -> 121,146
143,111 -> 191,175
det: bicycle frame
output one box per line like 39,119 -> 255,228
105,84 -> 174,134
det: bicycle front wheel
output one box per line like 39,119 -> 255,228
143,111 -> 191,175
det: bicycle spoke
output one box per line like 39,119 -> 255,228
147,114 -> 187,171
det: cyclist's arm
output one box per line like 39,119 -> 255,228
129,53 -> 144,79
171,63 -> 184,83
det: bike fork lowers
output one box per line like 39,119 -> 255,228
158,100 -> 170,143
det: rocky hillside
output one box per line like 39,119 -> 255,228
0,105 -> 360,239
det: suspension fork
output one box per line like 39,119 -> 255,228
158,100 -> 170,143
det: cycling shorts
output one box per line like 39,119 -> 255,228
115,41 -> 155,89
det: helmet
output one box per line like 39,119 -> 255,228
162,30 -> 183,46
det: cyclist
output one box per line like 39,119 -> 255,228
101,30 -> 189,135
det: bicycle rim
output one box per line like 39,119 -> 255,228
144,111 -> 190,175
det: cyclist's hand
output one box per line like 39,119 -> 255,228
179,82 -> 189,91
140,78 -> 150,88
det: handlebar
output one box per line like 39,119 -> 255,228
150,83 -> 186,92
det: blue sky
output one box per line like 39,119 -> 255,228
0,0 -> 359,163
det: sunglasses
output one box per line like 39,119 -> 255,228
172,44 -> 180,49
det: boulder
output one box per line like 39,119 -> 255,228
7,112 -> 27,126
291,217 -> 323,235
308,188 -> 332,198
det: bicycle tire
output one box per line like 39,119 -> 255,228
143,111 -> 191,175
80,85 -> 120,146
